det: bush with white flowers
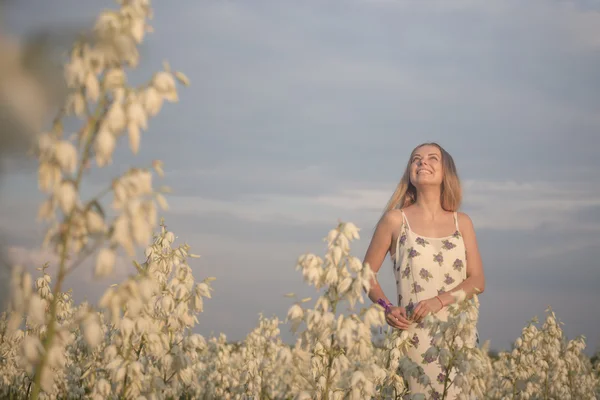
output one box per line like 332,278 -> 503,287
0,1 -> 598,399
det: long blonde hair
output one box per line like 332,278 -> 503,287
383,142 -> 462,213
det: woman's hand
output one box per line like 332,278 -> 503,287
385,306 -> 413,330
412,297 -> 443,323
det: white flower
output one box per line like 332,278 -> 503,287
175,71 -> 190,86
95,248 -> 116,277
104,68 -> 125,89
27,294 -> 46,326
82,314 -> 103,348
94,129 -> 116,166
23,335 -> 43,364
126,99 -> 148,130
130,19 -> 146,43
153,71 -> 178,101
331,246 -> 342,266
287,304 -> 304,321
143,86 -> 163,117
86,209 -> 106,233
106,102 -> 126,133
85,72 -> 100,101
54,141 -> 78,173
337,277 -> 352,294
56,180 -> 77,214
127,121 -> 141,154
341,222 -> 360,240
324,266 -> 338,286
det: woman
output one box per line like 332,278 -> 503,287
363,142 -> 485,397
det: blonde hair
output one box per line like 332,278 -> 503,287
383,142 -> 462,213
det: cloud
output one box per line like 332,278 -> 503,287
165,176 -> 600,234
167,164 -> 341,200
3,0 -> 600,355
139,0 -> 600,199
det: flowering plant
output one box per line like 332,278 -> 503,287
0,1 -> 598,399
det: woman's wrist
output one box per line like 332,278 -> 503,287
439,292 -> 455,307
435,295 -> 444,309
376,298 -> 393,314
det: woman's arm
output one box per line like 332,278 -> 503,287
438,212 -> 486,306
363,210 -> 412,330
363,210 -> 400,304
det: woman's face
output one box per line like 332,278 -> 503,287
409,145 -> 444,187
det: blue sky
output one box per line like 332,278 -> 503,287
3,0 -> 600,354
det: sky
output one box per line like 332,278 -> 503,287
2,0 -> 600,354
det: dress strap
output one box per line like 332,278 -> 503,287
400,209 -> 412,231
392,210 -> 408,266
453,212 -> 459,231
394,228 -> 401,266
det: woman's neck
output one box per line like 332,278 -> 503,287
414,188 -> 444,218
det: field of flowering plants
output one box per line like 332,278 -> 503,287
0,1 -> 598,399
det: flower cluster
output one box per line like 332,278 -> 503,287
486,309 -> 599,399
0,1 -> 598,400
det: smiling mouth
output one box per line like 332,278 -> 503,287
417,170 -> 432,175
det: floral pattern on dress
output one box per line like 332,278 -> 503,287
411,282 -> 424,294
392,211 -> 471,397
408,247 -> 420,258
415,237 -> 429,247
442,239 -> 456,250
410,333 -> 419,348
453,258 -> 464,271
433,252 -> 444,266
399,233 -> 407,246
419,268 -> 433,282
437,373 -> 446,384
406,300 -> 415,316
422,351 -> 436,364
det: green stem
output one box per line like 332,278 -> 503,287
121,367 -> 129,399
30,91 -> 107,400
322,298 -> 338,400
441,330 -> 458,400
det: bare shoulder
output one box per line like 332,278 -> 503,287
457,212 -> 475,232
379,209 -> 404,228
373,209 -> 403,237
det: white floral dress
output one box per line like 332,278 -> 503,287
392,210 -> 476,398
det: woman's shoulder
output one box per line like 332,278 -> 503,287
456,211 -> 475,230
378,208 -> 404,229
